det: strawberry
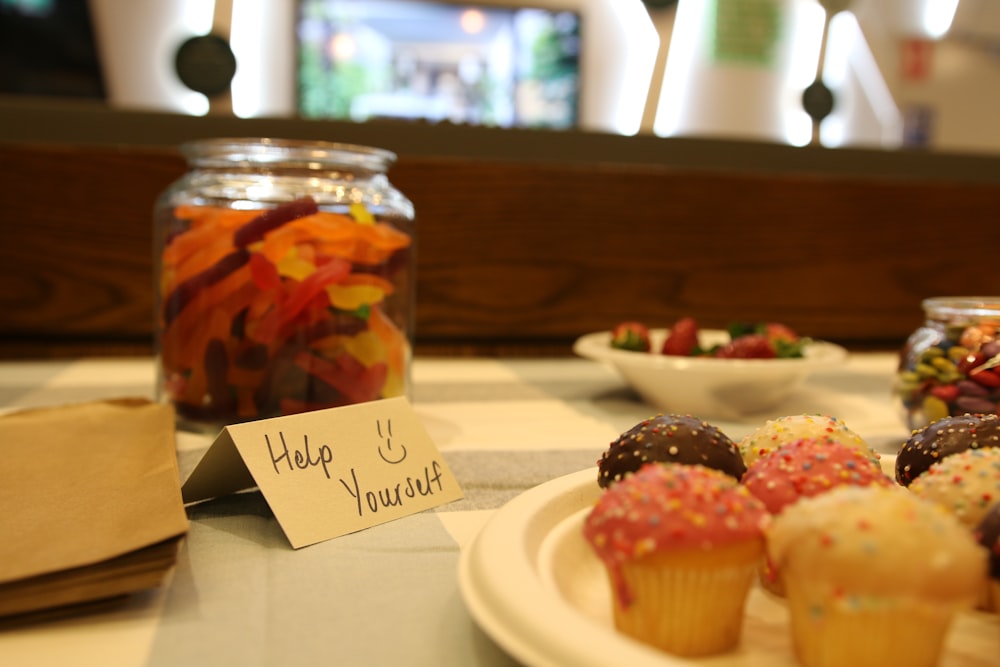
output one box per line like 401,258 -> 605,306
763,323 -> 806,358
610,321 -> 651,352
715,333 -> 776,359
662,317 -> 699,356
764,322 -> 799,343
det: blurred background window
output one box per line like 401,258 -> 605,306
296,0 -> 583,129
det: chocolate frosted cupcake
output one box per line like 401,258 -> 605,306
597,414 -> 744,489
896,412 -> 1000,486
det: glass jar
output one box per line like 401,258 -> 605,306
893,297 -> 1000,431
153,138 -> 415,432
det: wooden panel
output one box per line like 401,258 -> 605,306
0,144 -> 184,357
398,157 -> 1000,351
1,141 -> 998,358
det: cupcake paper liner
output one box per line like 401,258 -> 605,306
784,579 -> 974,667
611,543 -> 761,657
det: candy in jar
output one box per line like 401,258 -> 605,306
153,138 -> 415,432
894,297 -> 1000,431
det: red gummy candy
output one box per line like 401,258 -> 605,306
958,352 -> 986,375
930,384 -> 960,402
971,368 -> 1000,388
233,196 -> 319,247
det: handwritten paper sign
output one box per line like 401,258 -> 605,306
181,397 -> 463,549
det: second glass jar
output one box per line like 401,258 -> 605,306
894,296 -> 1000,431
153,138 -> 415,432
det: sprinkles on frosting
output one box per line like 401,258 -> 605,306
742,438 -> 892,515
766,484 -> 987,617
737,414 -> 877,468
596,414 -> 744,489
909,446 -> 1000,527
584,462 -> 768,608
896,413 -> 1000,486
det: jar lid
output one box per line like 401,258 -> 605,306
923,296 -> 1000,319
180,138 -> 397,171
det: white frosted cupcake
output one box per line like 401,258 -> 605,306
909,446 -> 1000,530
767,485 -> 986,667
910,446 -> 1000,610
742,438 -> 893,596
738,414 -> 878,468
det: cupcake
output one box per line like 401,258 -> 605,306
767,485 -> 986,667
896,412 -> 1000,486
974,502 -> 1000,611
908,446 -> 1000,611
743,438 -> 893,515
596,414 -> 745,489
908,446 -> 1000,529
583,462 -> 768,657
742,438 -> 893,596
738,414 -> 878,468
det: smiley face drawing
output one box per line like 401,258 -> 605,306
376,418 -> 407,464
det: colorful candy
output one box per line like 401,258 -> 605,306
895,323 -> 1000,430
157,197 -> 412,428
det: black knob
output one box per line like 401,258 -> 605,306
802,79 -> 835,122
174,33 -> 237,97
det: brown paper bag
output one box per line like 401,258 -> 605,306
0,398 -> 189,619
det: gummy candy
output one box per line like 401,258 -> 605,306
157,196 -> 412,428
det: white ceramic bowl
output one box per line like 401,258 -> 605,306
573,328 -> 848,420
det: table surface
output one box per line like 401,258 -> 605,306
0,353 -> 910,667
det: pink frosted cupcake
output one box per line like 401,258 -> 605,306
583,463 -> 769,657
743,438 -> 893,515
742,438 -> 893,595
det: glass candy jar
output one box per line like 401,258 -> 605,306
894,297 -> 1000,431
153,138 -> 415,432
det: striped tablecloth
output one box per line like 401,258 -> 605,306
0,353 -> 907,667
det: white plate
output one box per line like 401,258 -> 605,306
573,329 -> 849,420
458,465 -> 998,667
